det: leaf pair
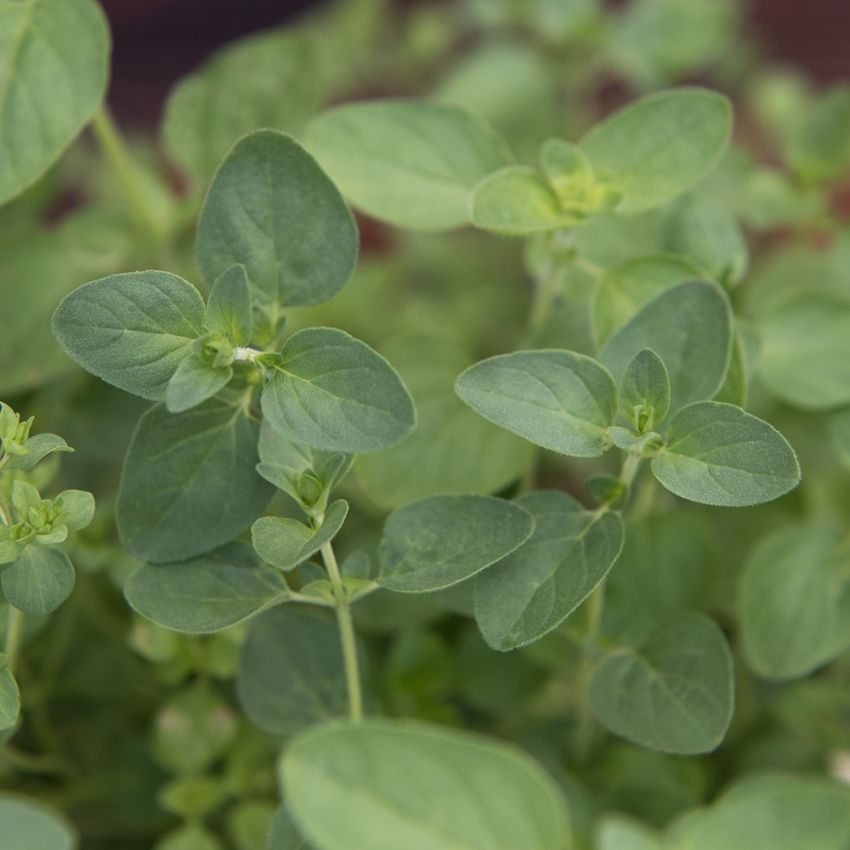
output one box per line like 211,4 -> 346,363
0,481 -> 94,616
456,281 -> 800,508
306,89 -> 731,233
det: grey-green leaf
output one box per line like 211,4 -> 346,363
5,433 -> 72,471
205,264 -> 253,345
0,795 -> 78,850
651,401 -> 800,506
0,656 -> 20,731
618,348 -> 670,430
236,608 -> 350,737
117,400 -> 274,563
377,495 -> 535,593
1,546 -> 74,616
269,808 -> 313,850
165,356 -> 232,414
162,30 -> 322,186
474,491 -> 624,651
196,130 -> 358,311
579,88 -> 732,214
738,526 -> 850,681
455,350 -> 617,457
282,719 -> 571,850
124,542 -> 289,634
261,328 -> 416,454
600,280 -> 732,417
251,500 -> 348,571
666,775 -> 850,850
305,99 -> 513,231
589,612 -> 734,754
52,271 -> 206,401
756,291 -> 850,410
0,0 -> 109,204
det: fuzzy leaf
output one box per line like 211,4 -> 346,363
1,546 -> 75,616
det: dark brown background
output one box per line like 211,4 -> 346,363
100,0 -> 850,124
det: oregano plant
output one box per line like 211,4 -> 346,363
3,1 -> 850,848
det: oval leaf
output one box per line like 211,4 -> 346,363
0,659 -> 20,731
261,328 -> 416,454
580,88 -> 732,214
471,166 -> 575,235
237,608 -> 350,737
196,130 -> 358,310
377,495 -> 534,593
125,542 -> 289,634
475,490 -> 625,651
52,271 -> 206,401
0,794 -> 77,850
0,0 -> 109,204
589,612 -> 734,754
118,400 -> 274,563
756,291 -> 850,410
251,500 -> 349,571
1,546 -> 74,616
305,99 -> 512,230
651,401 -> 800,507
600,280 -> 732,418
281,719 -> 570,850
455,350 -> 617,457
738,526 -> 850,681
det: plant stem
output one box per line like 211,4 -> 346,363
619,452 -> 642,491
4,605 -> 24,675
90,106 -> 160,246
320,540 -> 363,723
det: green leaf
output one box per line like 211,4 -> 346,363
251,500 -> 348,571
596,815 -> 661,850
0,0 -> 109,204
52,271 -> 206,401
600,280 -> 732,417
205,264 -> 253,346
738,527 -> 850,681
236,608 -> 351,737
650,401 -> 800,506
455,350 -> 617,456
589,612 -> 734,754
474,491 -> 624,651
117,400 -> 274,563
377,495 -> 534,593
786,85 -> 850,183
1,546 -> 74,616
0,794 -> 77,850
713,329 -> 748,407
196,130 -> 358,313
165,355 -> 232,414
5,433 -> 72,471
591,253 -> 700,347
54,489 -> 95,532
756,291 -> 850,409
356,335 -> 533,509
663,195 -> 748,286
830,408 -> 850,470
281,719 -> 571,850
0,655 -> 20,731
162,30 -> 322,186
666,775 -> 850,850
125,542 -> 289,634
471,166 -> 576,235
155,824 -> 223,850
579,88 -> 732,214
260,328 -> 416,454
618,348 -> 670,431
305,99 -> 513,230
269,808 -> 313,850
256,420 -> 352,509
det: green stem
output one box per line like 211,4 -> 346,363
4,605 -> 24,675
320,540 -> 363,723
90,107 -> 160,245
